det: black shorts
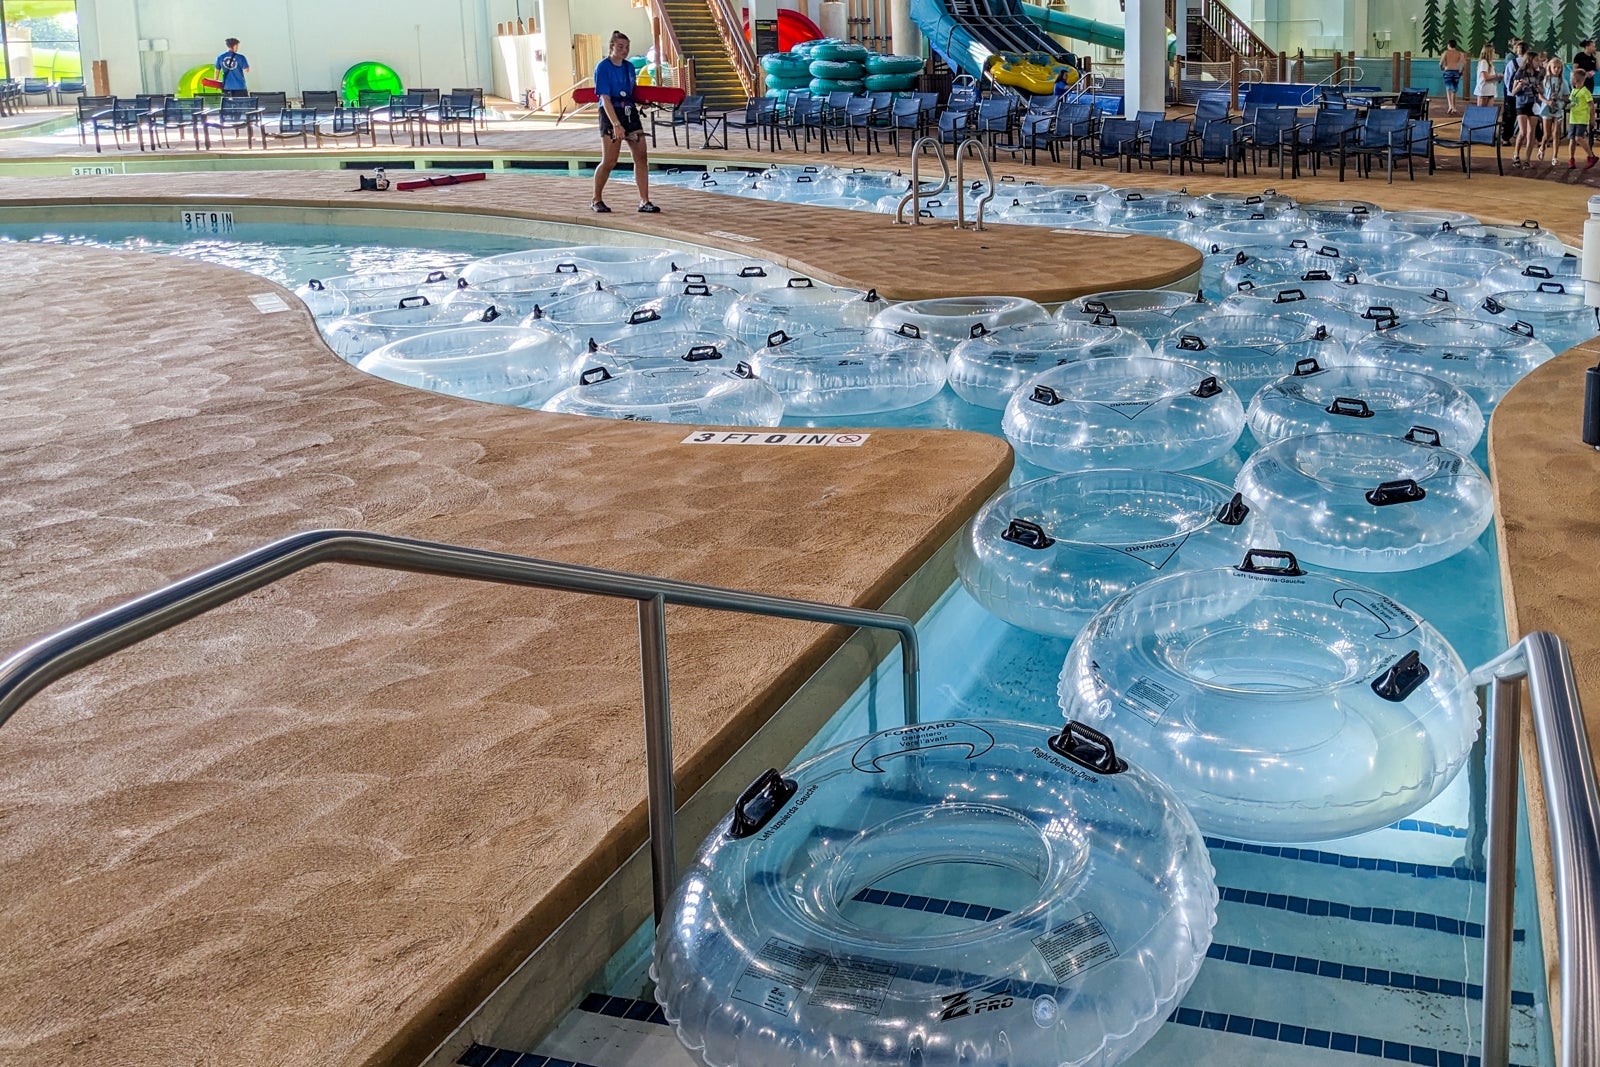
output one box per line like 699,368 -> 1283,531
600,104 -> 644,139
1516,99 -> 1536,116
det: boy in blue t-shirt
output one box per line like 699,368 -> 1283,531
215,38 -> 250,95
591,30 -> 658,213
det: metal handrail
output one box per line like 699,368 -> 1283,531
894,136 -> 950,225
1476,631 -> 1600,1067
954,137 -> 994,231
546,76 -> 595,122
0,529 -> 922,922
703,0 -> 760,98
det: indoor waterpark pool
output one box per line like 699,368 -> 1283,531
0,182 -> 1573,1066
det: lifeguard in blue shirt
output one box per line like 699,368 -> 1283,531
591,30 -> 658,214
215,38 -> 250,94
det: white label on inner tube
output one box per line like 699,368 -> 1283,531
1122,677 -> 1180,723
733,937 -> 825,1016
808,956 -> 898,1016
1032,913 -> 1119,982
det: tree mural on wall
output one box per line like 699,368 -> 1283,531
1517,0 -> 1534,44
1424,0 -> 1444,52
1469,0 -> 1489,49
1493,0 -> 1515,49
1443,0 -> 1465,47
1558,0 -> 1586,53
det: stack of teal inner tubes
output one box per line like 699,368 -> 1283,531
806,38 -> 868,94
760,51 -> 813,93
864,52 -> 922,91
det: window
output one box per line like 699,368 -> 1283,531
2,1 -> 81,83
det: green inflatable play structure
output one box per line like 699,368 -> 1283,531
342,61 -> 404,103
176,63 -> 220,97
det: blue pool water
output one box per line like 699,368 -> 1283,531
0,209 -> 1556,1066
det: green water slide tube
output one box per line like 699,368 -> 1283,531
1020,3 -> 1176,56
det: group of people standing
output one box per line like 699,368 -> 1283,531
1446,36 -> 1597,168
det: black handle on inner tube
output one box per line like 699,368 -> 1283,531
1366,479 -> 1427,506
1237,548 -> 1304,576
1371,650 -> 1431,702
1326,396 -> 1374,418
1001,518 -> 1055,549
1215,492 -> 1250,526
727,768 -> 799,839
1050,721 -> 1127,775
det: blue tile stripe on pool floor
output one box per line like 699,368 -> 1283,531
562,991 -> 1532,1067
1387,819 -> 1471,839
1205,942 -> 1537,1007
1216,884 -> 1526,941
1206,836 -> 1488,883
457,1042 -> 597,1067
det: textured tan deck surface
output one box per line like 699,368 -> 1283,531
0,242 -> 1010,1066
0,170 -> 1200,303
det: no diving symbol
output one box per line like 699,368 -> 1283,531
830,433 -> 866,446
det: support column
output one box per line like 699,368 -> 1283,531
889,0 -> 922,59
1125,0 -> 1166,116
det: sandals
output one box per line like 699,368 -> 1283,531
638,201 -> 661,213
590,201 -> 612,213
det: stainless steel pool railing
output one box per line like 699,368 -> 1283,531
1477,631 -> 1600,1067
0,529 -> 922,922
953,137 -> 994,232
894,136 -> 950,226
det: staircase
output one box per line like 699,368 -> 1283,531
1165,0 -> 1281,81
653,0 -> 756,109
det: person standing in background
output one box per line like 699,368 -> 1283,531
1574,40 -> 1597,137
1439,39 -> 1468,114
1474,44 -> 1500,107
215,38 -> 249,96
590,31 -> 658,214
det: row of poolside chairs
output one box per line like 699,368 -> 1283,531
76,89 -> 487,152
0,76 -> 88,113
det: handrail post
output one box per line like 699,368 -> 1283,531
894,136 -> 949,225
637,593 -> 676,922
1481,669 -> 1521,1067
953,136 -> 993,231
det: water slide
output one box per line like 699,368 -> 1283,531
908,0 -> 1149,82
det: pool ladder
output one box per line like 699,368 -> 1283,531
893,137 -> 995,231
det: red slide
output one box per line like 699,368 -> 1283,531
742,8 -> 824,52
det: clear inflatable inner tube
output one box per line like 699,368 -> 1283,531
1346,315 -> 1557,407
592,331 -> 755,370
665,260 -> 795,293
1477,287 -> 1599,350
1235,431 -> 1494,571
1193,217 -> 1315,255
725,278 -> 885,349
542,361 -> 784,425
296,269 -> 457,319
524,286 -> 635,328
751,324 -> 947,415
871,296 -> 1052,352
1431,220 -> 1564,258
1094,187 -> 1193,221
1059,550 -> 1478,842
1362,268 -> 1486,311
1311,228 -> 1423,272
1002,355 -> 1245,473
1219,280 -> 1449,343
634,282 -> 743,329
1248,360 -> 1484,452
321,297 -> 499,363
1484,255 -> 1580,294
958,469 -> 1273,636
1297,198 -> 1383,229
356,325 -> 584,408
452,264 -> 603,317
1054,290 -> 1209,344
1368,209 -> 1476,236
653,718 -> 1217,1067
1217,242 -> 1354,291
1155,313 -> 1348,398
947,321 -> 1151,409
1187,190 -> 1300,219
460,245 -> 678,285
1403,244 -> 1516,275
992,200 -> 1100,227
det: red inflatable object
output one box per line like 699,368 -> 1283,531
742,8 -> 824,52
396,172 -> 488,191
571,85 -> 687,106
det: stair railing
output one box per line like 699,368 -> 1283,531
894,136 -> 950,225
703,0 -> 760,99
1476,632 -> 1600,1067
547,76 -> 596,123
0,529 -> 923,923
